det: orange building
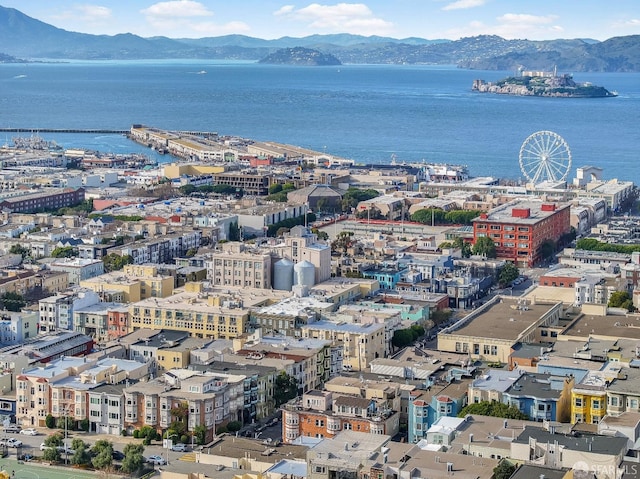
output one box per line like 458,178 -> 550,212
282,390 -> 399,443
472,200 -> 571,267
107,307 -> 130,340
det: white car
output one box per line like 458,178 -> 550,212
20,428 -> 38,436
171,443 -> 187,452
147,455 -> 166,465
7,438 -> 23,448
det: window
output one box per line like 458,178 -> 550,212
575,398 -> 583,407
491,345 -> 497,355
609,396 -> 619,407
592,399 -> 601,410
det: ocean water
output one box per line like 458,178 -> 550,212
0,60 -> 638,184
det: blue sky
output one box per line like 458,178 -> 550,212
3,1 -> 640,40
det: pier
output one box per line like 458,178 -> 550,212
0,128 -> 129,134
0,127 -> 218,136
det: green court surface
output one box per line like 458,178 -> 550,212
0,458 -> 103,479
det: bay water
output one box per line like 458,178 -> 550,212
0,60 -> 638,184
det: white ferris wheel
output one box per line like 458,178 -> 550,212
518,130 -> 572,183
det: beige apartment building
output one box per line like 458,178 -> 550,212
205,241 -> 273,289
80,264 -> 174,302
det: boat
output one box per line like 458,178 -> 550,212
197,70 -> 207,75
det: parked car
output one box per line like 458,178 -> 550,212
20,428 -> 38,436
171,443 -> 187,452
112,450 -> 125,461
7,438 -> 23,448
3,424 -> 21,433
148,455 -> 166,465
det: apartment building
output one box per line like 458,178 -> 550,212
0,188 -> 85,213
50,258 -> 104,285
123,370 -> 245,442
205,241 -> 272,289
73,302 -> 128,343
39,289 -> 101,332
282,389 -> 399,444
80,264 -> 175,303
472,200 -> 571,267
109,231 -> 201,265
301,320 -> 386,371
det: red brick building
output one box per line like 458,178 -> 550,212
472,200 -> 571,267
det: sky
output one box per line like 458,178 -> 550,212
2,0 -> 640,41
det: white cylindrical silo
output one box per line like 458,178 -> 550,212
273,258 -> 294,291
294,260 -> 315,288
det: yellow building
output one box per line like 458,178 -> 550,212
163,162 -> 226,179
571,368 -> 620,424
80,264 -> 174,303
129,289 -> 250,339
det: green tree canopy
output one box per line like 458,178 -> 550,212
0,292 -> 26,312
577,237 -> 640,254
9,244 -> 30,259
121,443 -> 145,474
71,444 -> 91,466
472,236 -> 497,258
493,460 -> 517,479
608,291 -> 636,312
103,253 -> 134,272
274,372 -> 299,407
341,188 -> 380,212
44,432 -> 64,447
43,447 -> 61,463
499,262 -> 520,286
51,246 -> 77,258
458,401 -> 529,420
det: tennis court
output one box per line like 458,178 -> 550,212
0,457 -> 104,479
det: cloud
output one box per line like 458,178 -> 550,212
140,0 -> 214,19
52,4 -> 113,23
446,13 -> 563,39
273,3 -> 394,35
139,0 -> 249,37
442,0 -> 486,12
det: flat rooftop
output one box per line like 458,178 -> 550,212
473,200 -> 569,225
446,297 -> 557,341
562,313 -> 640,340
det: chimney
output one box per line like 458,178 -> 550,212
446,463 -> 453,472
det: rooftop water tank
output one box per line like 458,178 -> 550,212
294,260 -> 315,288
273,258 -> 294,291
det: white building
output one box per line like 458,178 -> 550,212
38,289 -> 101,332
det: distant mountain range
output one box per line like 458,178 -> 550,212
1,5 -> 640,71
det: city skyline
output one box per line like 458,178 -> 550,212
2,0 -> 639,42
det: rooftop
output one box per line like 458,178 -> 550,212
445,297 -> 558,341
473,200 -> 569,225
562,312 -> 640,340
514,427 -> 628,455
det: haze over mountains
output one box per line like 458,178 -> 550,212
1,5 -> 640,71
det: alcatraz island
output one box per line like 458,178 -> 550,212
472,67 -> 617,98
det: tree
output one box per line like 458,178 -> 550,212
103,253 -> 133,272
43,447 -> 61,463
499,262 -> 519,286
179,184 -> 197,195
44,432 -> 64,448
79,418 -> 90,431
493,460 -> 517,479
472,236 -> 497,258
608,291 -> 636,312
193,425 -> 207,446
121,443 -> 145,474
92,450 -> 115,471
0,292 -> 26,312
9,244 -> 30,259
72,438 -> 88,450
227,421 -> 242,432
341,188 -> 380,212
51,246 -> 77,258
274,372 -> 298,407
71,444 -> 91,466
45,414 -> 56,429
457,401 -> 529,420
311,228 -> 329,241
392,329 -> 414,348
268,183 -> 283,195
185,248 -> 198,258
